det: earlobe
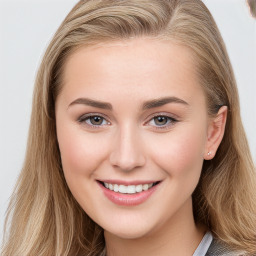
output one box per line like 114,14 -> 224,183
204,106 -> 228,160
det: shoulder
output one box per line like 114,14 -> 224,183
206,238 -> 246,256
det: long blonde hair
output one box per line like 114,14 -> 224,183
2,0 -> 256,255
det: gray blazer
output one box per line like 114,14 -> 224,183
206,239 -> 245,256
100,238 -> 247,256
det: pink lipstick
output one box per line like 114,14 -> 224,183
97,180 -> 161,206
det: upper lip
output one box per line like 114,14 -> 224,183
97,179 -> 161,186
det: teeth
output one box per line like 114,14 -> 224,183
135,184 -> 142,193
143,184 -> 149,190
119,185 -> 127,193
114,184 -> 119,192
127,185 -> 136,194
103,182 -> 154,194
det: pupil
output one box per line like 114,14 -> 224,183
90,116 -> 103,125
155,116 -> 167,125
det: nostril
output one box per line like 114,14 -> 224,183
109,152 -> 146,172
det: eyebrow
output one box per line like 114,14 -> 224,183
68,96 -> 189,110
142,96 -> 189,110
69,98 -> 112,110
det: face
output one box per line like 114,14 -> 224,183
55,38 -> 210,239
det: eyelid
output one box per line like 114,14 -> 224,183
144,112 -> 179,130
77,112 -> 179,130
77,113 -> 111,128
145,112 -> 179,122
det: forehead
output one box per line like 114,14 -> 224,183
60,38 -> 204,107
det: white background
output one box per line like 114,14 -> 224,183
0,0 -> 255,242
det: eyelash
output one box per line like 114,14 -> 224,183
78,113 -> 110,129
145,114 -> 178,130
77,113 -> 178,130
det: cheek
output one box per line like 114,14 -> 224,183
147,124 -> 207,178
57,125 -> 109,177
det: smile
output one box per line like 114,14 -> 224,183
98,180 -> 161,206
103,182 -> 157,194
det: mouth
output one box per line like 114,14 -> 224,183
97,181 -> 161,194
97,180 -> 162,206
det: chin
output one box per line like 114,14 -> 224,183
102,220 -> 154,240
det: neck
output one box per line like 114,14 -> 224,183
104,199 -> 206,256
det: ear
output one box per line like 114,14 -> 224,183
204,106 -> 228,160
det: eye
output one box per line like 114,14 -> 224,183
78,114 -> 110,127
147,114 -> 178,129
152,116 -> 169,126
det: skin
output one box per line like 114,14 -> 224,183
55,38 -> 227,256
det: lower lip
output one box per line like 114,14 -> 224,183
98,182 -> 160,206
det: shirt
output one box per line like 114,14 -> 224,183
100,231 -> 246,256
193,231 -> 213,256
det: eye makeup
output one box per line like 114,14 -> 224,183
77,111 -> 179,131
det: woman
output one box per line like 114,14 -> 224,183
2,0 -> 256,255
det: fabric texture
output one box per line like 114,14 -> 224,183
193,231 -> 213,256
206,238 -> 245,256
100,232 -> 246,256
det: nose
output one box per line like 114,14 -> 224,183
109,125 -> 146,172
